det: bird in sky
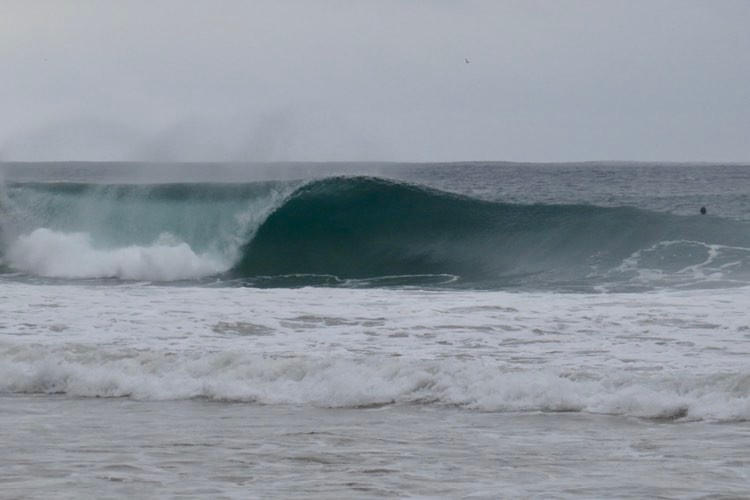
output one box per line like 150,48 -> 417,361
465,58 -> 471,64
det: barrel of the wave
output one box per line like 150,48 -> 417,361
235,177 -> 605,285
234,177 -> 514,283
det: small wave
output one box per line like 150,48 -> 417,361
2,344 -> 749,422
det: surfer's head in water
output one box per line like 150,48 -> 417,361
700,206 -> 707,215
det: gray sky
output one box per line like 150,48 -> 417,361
1,0 -> 749,162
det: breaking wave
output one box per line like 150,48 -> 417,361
2,176 -> 749,289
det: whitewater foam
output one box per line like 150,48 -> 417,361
3,344 -> 749,421
2,281 -> 749,421
1,180 -> 298,280
5,228 -> 228,280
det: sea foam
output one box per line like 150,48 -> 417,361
1,282 -> 748,421
5,228 -> 228,280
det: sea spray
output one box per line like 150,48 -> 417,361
0,169 -> 10,260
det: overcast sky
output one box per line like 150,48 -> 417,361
1,0 -> 748,162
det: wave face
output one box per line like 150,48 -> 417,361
235,177 -> 750,289
2,176 -> 750,289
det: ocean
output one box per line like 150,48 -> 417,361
1,162 -> 749,498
